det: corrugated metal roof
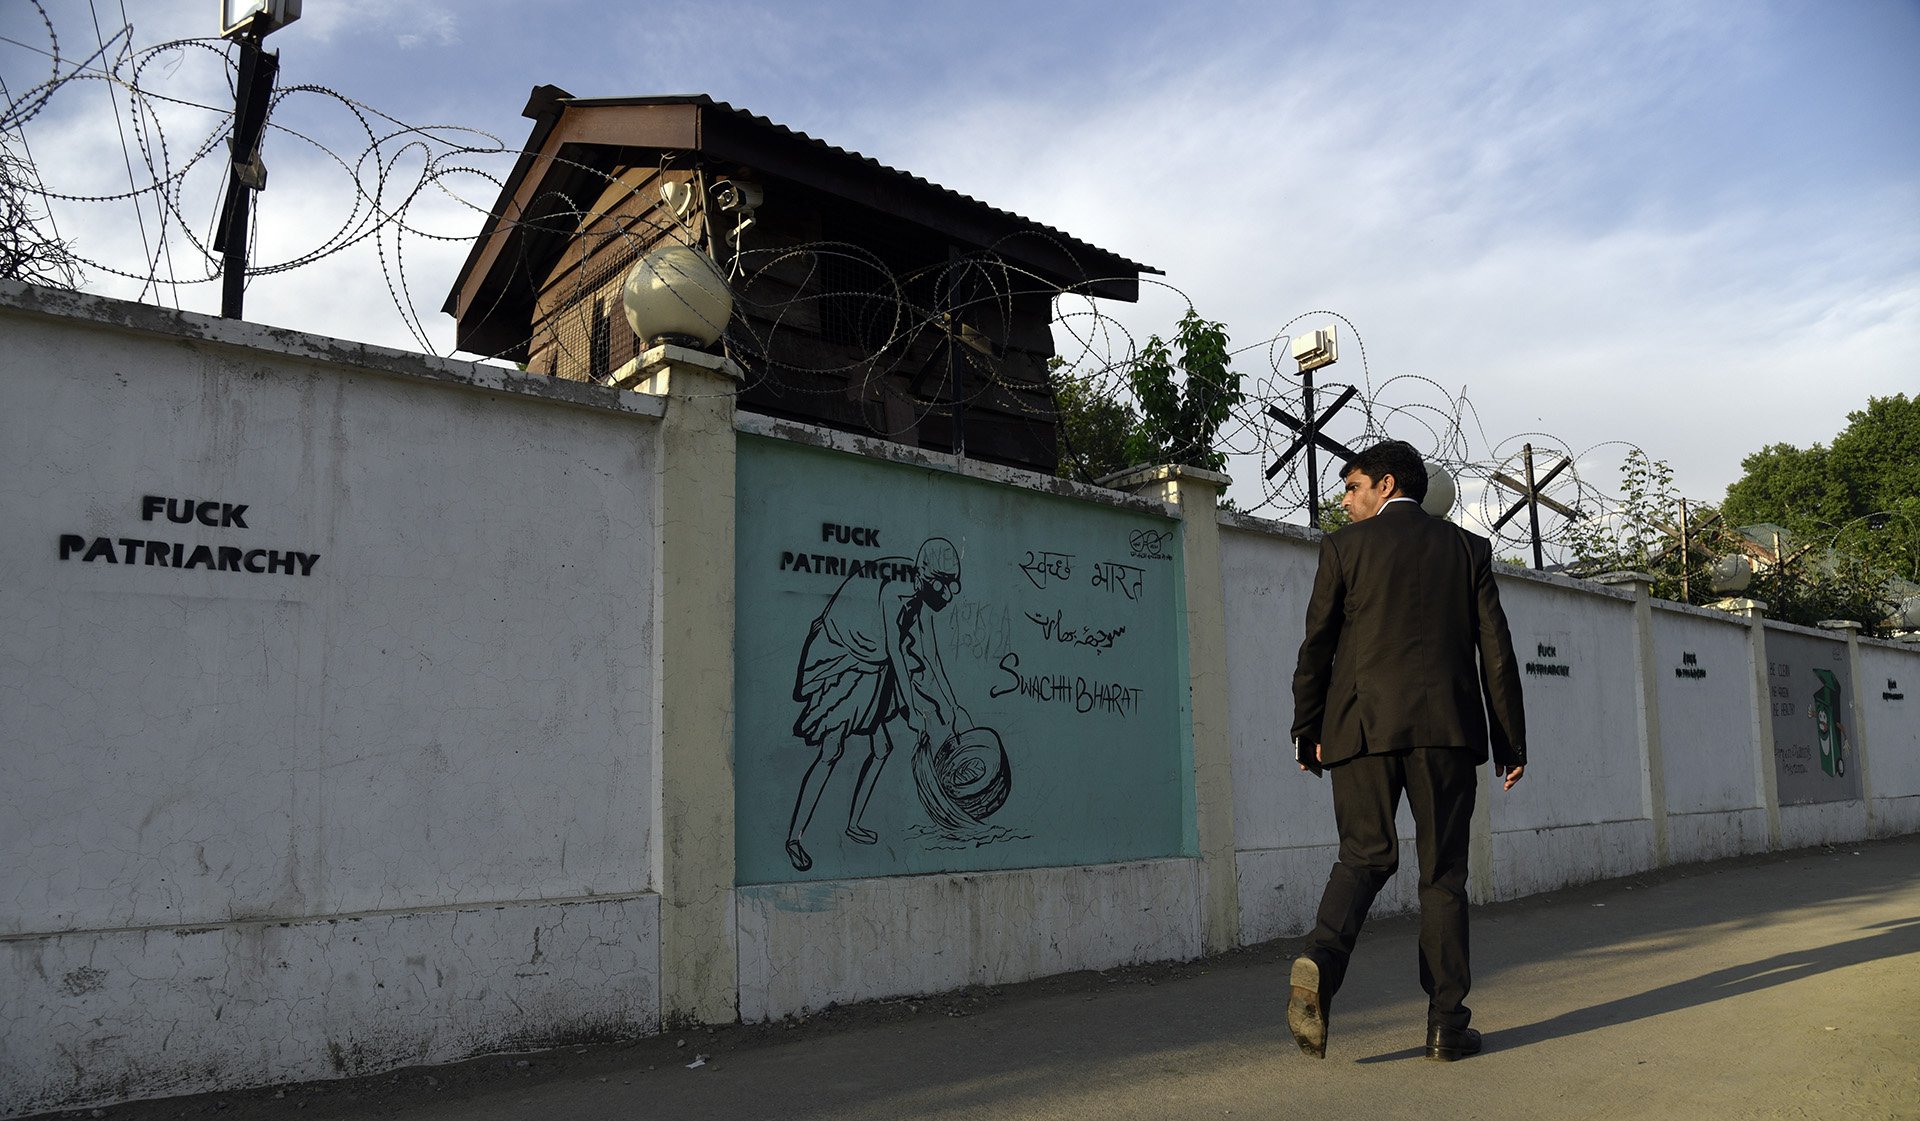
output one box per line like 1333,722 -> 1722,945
445,88 -> 1156,357
552,93 -> 1159,277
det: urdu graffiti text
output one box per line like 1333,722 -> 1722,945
1024,608 -> 1127,654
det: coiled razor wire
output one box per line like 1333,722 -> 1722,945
1,3 -> 1639,560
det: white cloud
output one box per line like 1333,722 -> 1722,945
295,0 -> 459,49
847,2 -> 1916,509
10,0 -> 1914,518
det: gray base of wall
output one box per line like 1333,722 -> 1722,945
1233,841 -> 1420,944
1779,801 -> 1872,849
2,894 -> 661,1118
1489,819 -> 1656,900
735,859 -> 1202,1022
1666,807 -> 1772,864
1871,795 -> 1920,837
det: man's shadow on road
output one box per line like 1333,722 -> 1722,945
1357,915 -> 1920,1063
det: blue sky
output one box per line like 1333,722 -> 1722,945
4,0 -> 1916,522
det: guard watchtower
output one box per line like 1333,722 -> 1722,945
445,89 -> 1156,473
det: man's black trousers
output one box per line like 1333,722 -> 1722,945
1307,746 -> 1479,1030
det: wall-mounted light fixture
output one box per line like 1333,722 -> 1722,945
1710,553 -> 1754,595
622,244 -> 734,349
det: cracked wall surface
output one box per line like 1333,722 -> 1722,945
3,895 -> 661,1116
735,860 -> 1201,1022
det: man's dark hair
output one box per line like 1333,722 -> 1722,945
1342,441 -> 1429,502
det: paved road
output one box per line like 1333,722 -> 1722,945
58,837 -> 1920,1121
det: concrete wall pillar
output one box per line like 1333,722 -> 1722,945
1713,598 -> 1779,848
1106,464 -> 1238,953
630,343 -> 744,1024
1596,571 -> 1668,866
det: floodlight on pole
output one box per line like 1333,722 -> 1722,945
220,0 -> 302,40
213,1 -> 299,318
1290,328 -> 1338,373
1290,326 -> 1340,526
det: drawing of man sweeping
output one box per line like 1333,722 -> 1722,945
784,537 -> 1011,871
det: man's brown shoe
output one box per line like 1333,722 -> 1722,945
1287,956 -> 1329,1058
1426,1025 -> 1482,1061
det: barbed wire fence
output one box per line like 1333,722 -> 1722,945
1,2 -> 1638,562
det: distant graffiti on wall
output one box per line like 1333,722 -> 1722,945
1765,630 -> 1862,804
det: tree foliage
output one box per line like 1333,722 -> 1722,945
1567,436 -> 1909,634
1052,369 -> 1139,481
1122,310 -> 1243,473
1565,448 -> 1677,576
1053,308 -> 1244,480
0,136 -> 83,289
1565,448 -> 1732,602
1722,394 -> 1920,584
1315,496 -> 1350,533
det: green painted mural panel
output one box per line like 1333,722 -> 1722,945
1765,629 -> 1861,804
735,436 -> 1193,885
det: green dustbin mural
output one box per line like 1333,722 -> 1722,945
1764,629 -> 1861,804
735,436 -> 1194,884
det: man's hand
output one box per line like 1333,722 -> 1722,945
1298,742 -> 1324,774
1499,763 -> 1525,791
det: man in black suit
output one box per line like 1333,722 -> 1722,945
1288,440 -> 1527,1062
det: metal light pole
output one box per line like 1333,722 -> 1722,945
1302,362 -> 1318,518
214,1 -> 300,319
1264,327 -> 1355,529
1524,443 -> 1544,570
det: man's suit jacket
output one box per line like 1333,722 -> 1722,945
1290,500 -> 1527,770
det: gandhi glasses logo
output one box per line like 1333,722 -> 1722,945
58,494 -> 320,577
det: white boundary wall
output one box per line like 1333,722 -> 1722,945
1860,640 -> 1920,836
1220,520 -> 1422,944
1486,574 -> 1654,899
1,285 -> 666,1114
1649,604 -> 1770,863
735,860 -> 1203,1021
6,283 -> 1919,1115
1219,511 -> 1920,938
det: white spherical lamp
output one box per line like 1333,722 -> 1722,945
622,244 -> 733,347
1421,461 -> 1456,518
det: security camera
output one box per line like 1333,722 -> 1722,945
712,180 -> 763,212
